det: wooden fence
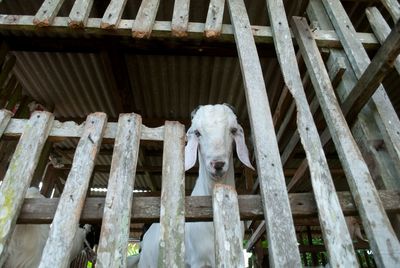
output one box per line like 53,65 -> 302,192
0,0 -> 399,267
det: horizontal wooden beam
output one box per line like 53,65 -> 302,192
16,190 -> 400,224
0,16 -> 379,50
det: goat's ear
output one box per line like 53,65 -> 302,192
234,125 -> 254,170
185,130 -> 198,171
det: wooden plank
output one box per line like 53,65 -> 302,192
327,56 -> 346,88
266,1 -> 357,266
226,0 -> 301,266
322,0 -> 400,176
213,184 -> 245,267
379,0 -> 400,22
96,114 -> 142,268
0,55 -> 16,89
366,7 -> 400,75
341,18 -> 400,123
0,15 -> 380,49
132,0 -> 160,38
171,0 -> 190,37
33,0 -> 66,27
205,0 -> 225,38
68,0 -> 94,28
38,113 -> 107,268
292,16 -> 400,267
0,111 -> 54,266
3,118 -> 164,141
245,221 -> 265,251
15,190 -> 400,223
159,121 -> 185,267
0,109 -> 12,137
100,0 -> 128,29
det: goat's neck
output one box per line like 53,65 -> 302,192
191,153 -> 235,196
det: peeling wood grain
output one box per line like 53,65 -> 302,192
0,111 -> 54,266
39,113 -> 107,268
101,0 -> 128,29
213,184 -> 245,267
292,15 -> 400,267
172,0 -> 190,37
69,0 -> 94,28
33,0 -> 66,27
96,114 -> 141,268
227,0 -> 301,266
159,121 -> 185,267
132,0 -> 160,38
205,0 -> 225,38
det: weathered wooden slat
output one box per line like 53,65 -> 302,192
213,184 -> 245,267
159,121 -> 185,267
245,220 -> 265,251
327,56 -> 346,88
0,55 -> 16,89
366,7 -> 400,75
341,18 -> 400,123
292,15 -> 400,267
205,0 -> 225,38
39,113 -> 107,268
380,0 -> 400,22
266,1 -> 358,266
33,0 -> 66,27
15,190 -> 400,224
68,0 -> 94,28
171,0 -> 190,37
96,114 -> 141,268
0,109 -> 12,137
322,0 -> 400,176
100,0 -> 128,29
0,111 -> 54,266
227,0 -> 301,266
3,118 -> 164,141
132,0 -> 160,38
0,15 -> 380,49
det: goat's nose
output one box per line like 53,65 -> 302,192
212,161 -> 225,171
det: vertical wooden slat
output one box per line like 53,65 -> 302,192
159,121 -> 185,267
101,0 -> 128,29
366,7 -> 400,75
205,0 -> 225,38
379,0 -> 400,22
322,0 -> 400,176
226,0 -> 301,266
96,113 -> 141,268
265,0 -> 358,266
69,0 -> 94,28
0,55 -> 16,89
0,111 -> 54,266
0,109 -> 12,137
132,0 -> 160,38
172,0 -> 190,37
213,184 -> 245,267
39,113 -> 107,268
33,0 -> 66,27
291,16 -> 400,268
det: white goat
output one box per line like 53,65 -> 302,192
134,104 -> 254,267
4,187 -> 92,268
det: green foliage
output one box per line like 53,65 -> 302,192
127,242 -> 140,256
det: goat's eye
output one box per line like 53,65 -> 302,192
231,128 -> 238,135
194,130 -> 201,137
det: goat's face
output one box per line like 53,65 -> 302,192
185,104 -> 254,180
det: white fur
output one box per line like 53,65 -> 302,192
135,104 -> 253,267
4,187 -> 92,268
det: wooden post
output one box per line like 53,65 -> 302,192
205,0 -> 225,38
101,0 -> 128,29
292,16 -> 400,267
97,113 -> 142,268
0,111 -> 54,266
213,184 -> 245,267
159,121 -> 185,267
69,0 -> 94,28
172,0 -> 190,37
39,113 -> 107,268
226,0 -> 301,266
33,0 -> 66,26
132,0 -> 160,38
